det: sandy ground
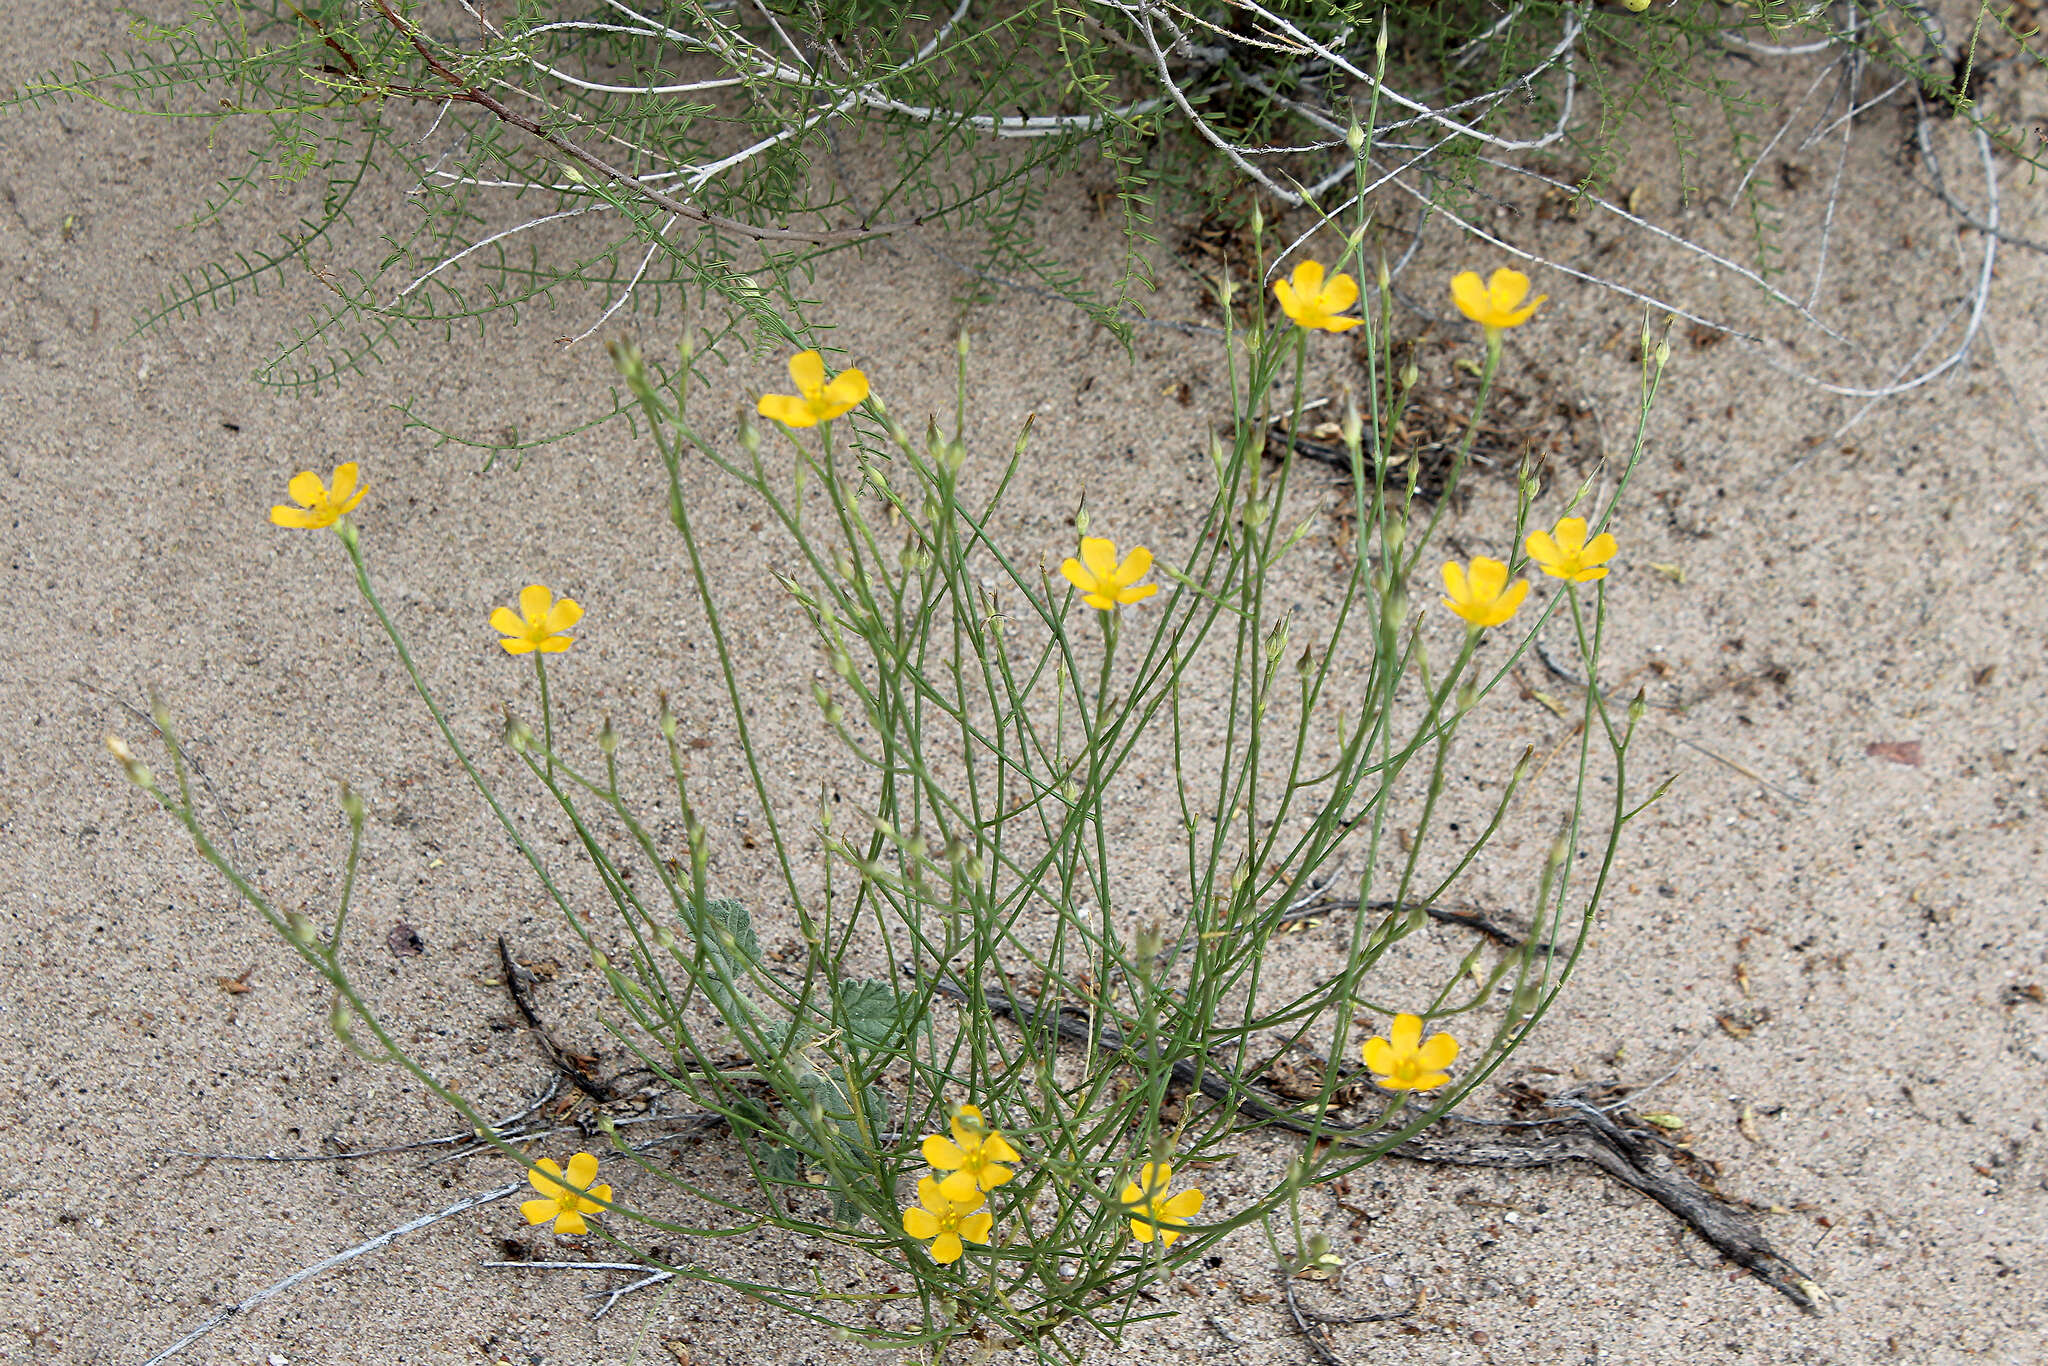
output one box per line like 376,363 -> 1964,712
4,5 -> 2047,1364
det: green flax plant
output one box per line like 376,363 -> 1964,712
111,133 -> 1672,1352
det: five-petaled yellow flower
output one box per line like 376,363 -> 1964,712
270,461 -> 367,529
901,1175 -> 992,1265
1120,1161 -> 1205,1247
1525,516 -> 1618,583
921,1103 -> 1022,1204
1274,259 -> 1363,333
1451,268 -> 1546,335
757,349 -> 870,428
1060,537 -> 1158,611
1362,1013 -> 1460,1092
1440,556 -> 1528,628
521,1151 -> 612,1235
491,584 -> 584,655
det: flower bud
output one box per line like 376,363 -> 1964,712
940,438 -> 967,474
830,647 -> 854,679
1075,507 -> 1090,538
1628,688 -> 1648,725
1250,200 -> 1264,238
1341,396 -> 1362,449
1346,121 -> 1365,154
598,715 -> 619,756
811,680 -> 844,725
957,328 -> 971,360
105,734 -> 155,790
339,781 -> 366,827
503,713 -> 534,753
1456,680 -> 1480,713
654,924 -> 677,950
1244,498 -> 1270,528
286,910 -> 319,946
592,950 -> 610,971
1376,24 -> 1389,60
561,161 -> 586,184
1653,337 -> 1671,368
1375,254 -> 1390,291
1264,618 -> 1290,666
657,691 -> 678,739
1398,362 -> 1420,391
738,409 -> 761,458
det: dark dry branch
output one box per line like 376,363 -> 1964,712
930,976 -> 1825,1312
498,935 -> 631,1102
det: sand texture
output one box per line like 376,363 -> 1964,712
4,4 -> 2046,1363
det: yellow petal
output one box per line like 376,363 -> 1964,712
520,1197 -> 559,1225
530,1158 -> 565,1194
270,505 -> 317,529
923,1134 -> 967,1169
1361,1036 -> 1393,1073
565,1152 -> 600,1190
544,596 -> 583,634
1416,1032 -> 1460,1071
1081,591 -> 1117,612
1411,1069 -> 1452,1090
976,1163 -> 1014,1191
516,584 -> 550,625
1162,1188 -> 1204,1223
328,462 -> 360,506
958,1209 -> 994,1244
903,1206 -> 940,1239
1318,313 -> 1365,333
1525,530 -> 1562,571
1058,557 -> 1093,594
1117,582 -> 1159,604
1317,272 -> 1359,315
1552,517 -> 1587,555
758,393 -> 817,428
915,1175 -> 946,1210
930,1231 -> 964,1264
1155,1225 -> 1182,1248
1450,272 -> 1491,324
1389,1013 -> 1422,1053
1274,279 -> 1305,325
1113,545 -> 1153,588
983,1132 -> 1021,1164
1441,560 -> 1471,604
788,349 -> 827,398
937,1169 -> 981,1205
1493,578 -> 1530,622
1487,269 -> 1530,311
821,369 -> 869,414
499,637 -> 537,655
287,470 -> 327,509
1584,531 -> 1618,565
1290,260 -> 1326,297
489,606 -> 526,638
581,1183 -> 613,1212
1466,557 -> 1508,601
553,1209 -> 589,1236
1130,1217 -> 1156,1243
1079,537 -> 1118,583
1139,1161 -> 1172,1192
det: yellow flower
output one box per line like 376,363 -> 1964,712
1060,537 -> 1158,610
1450,268 -> 1546,335
1273,259 -> 1363,333
1361,1013 -> 1460,1092
491,584 -> 584,655
756,350 -> 869,428
921,1103 -> 1022,1204
520,1151 -> 612,1235
1440,556 -> 1528,628
270,461 -> 367,529
901,1175 -> 992,1265
1525,516 -> 1618,583
1120,1161 -> 1205,1247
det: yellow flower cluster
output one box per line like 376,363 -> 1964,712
1441,517 -> 1621,630
903,1104 -> 1018,1264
